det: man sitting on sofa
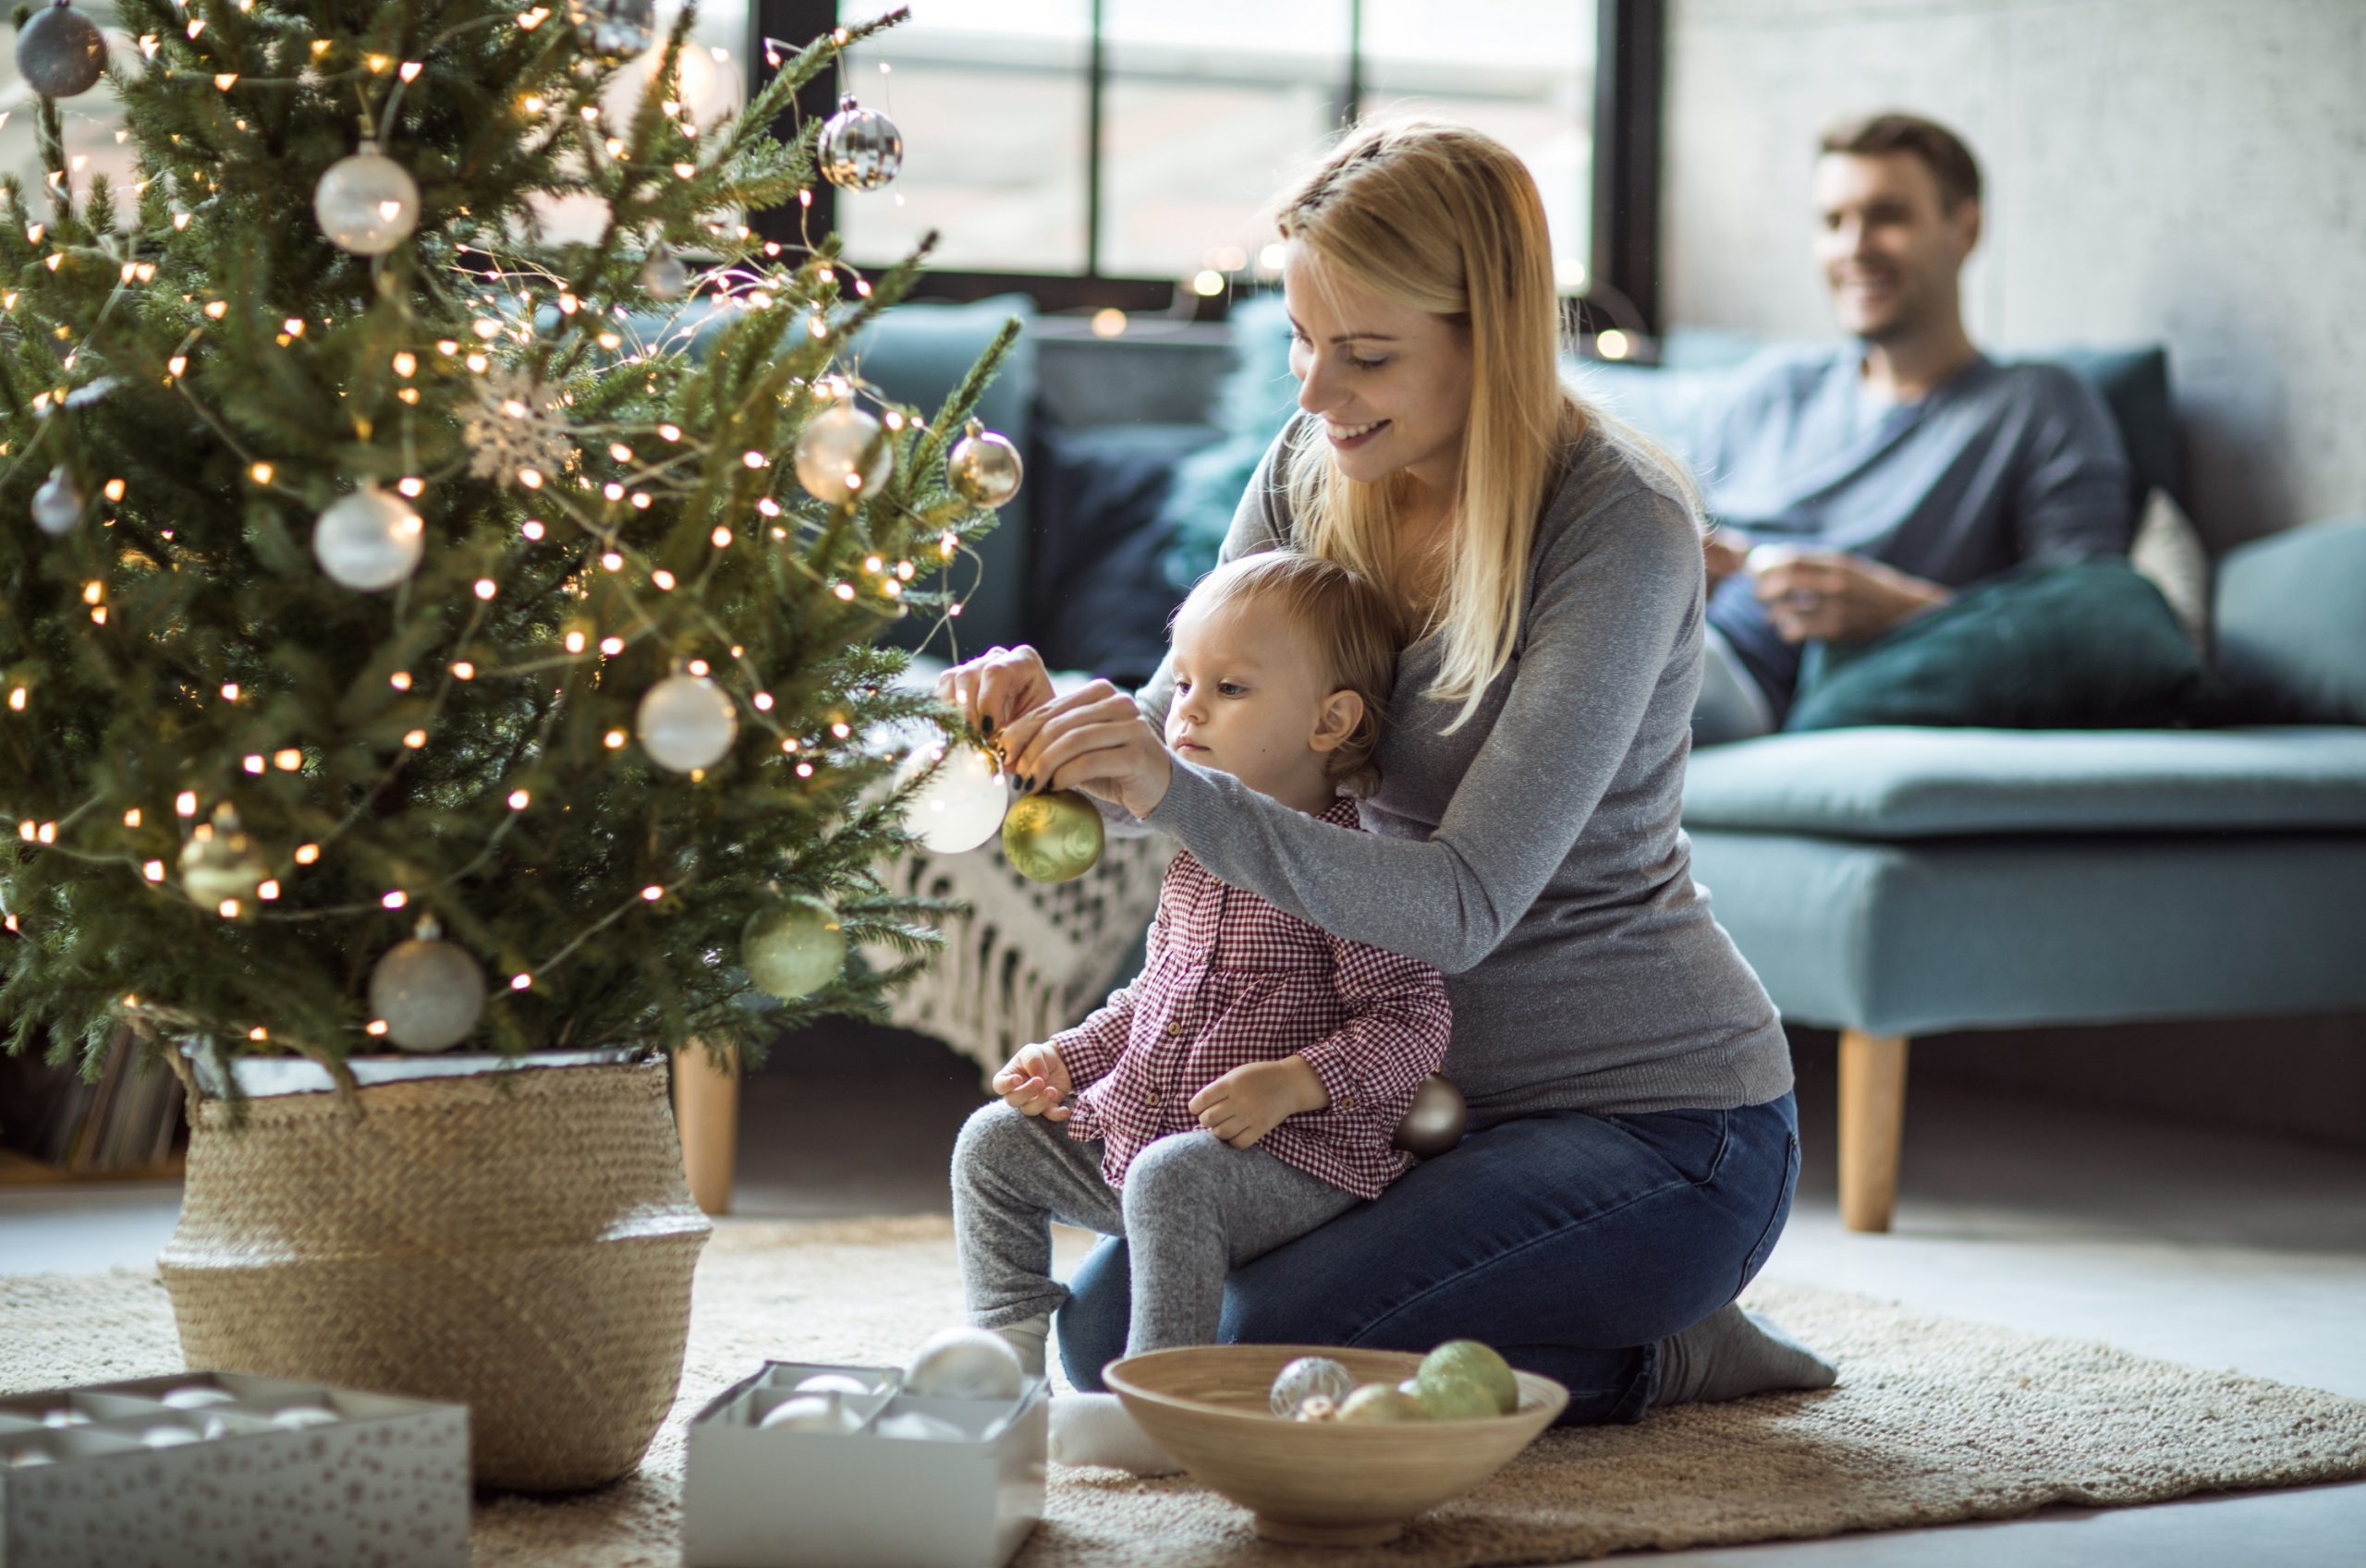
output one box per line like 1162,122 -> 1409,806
1688,112 -> 2136,744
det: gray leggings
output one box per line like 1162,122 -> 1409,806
951,1101 -> 1361,1357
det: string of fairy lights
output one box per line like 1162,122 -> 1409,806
1,1 -> 1031,1053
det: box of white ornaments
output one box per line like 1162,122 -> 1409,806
0,1369 -> 470,1568
684,1328 -> 1046,1568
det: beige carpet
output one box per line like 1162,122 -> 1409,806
6,1216 -> 2364,1566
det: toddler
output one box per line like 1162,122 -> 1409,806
949,549 -> 1453,1474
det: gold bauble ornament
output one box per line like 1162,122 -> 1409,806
177,805 -> 266,917
1392,1073 -> 1469,1158
742,893 -> 845,1000
792,401 -> 892,504
946,419 -> 1024,509
1000,789 -> 1104,883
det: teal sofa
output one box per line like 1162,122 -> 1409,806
1588,338 -> 2366,1230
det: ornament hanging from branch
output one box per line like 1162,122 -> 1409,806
639,247 -> 689,303
15,2 -> 106,100
947,419 -> 1023,509
740,893 -> 845,1001
818,95 -> 903,192
636,672 -> 738,773
312,485 -> 425,592
568,0 -> 657,64
792,402 -> 892,504
369,917 -> 488,1053
177,806 -> 266,916
314,141 -> 420,256
464,368 -> 575,482
30,466 -> 82,536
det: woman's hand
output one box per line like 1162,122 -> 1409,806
933,645 -> 1057,741
996,679 -> 1175,820
992,1042 -> 1073,1120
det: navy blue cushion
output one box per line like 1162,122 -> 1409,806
1029,422 -> 1221,687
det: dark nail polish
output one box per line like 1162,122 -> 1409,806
981,715 -> 994,737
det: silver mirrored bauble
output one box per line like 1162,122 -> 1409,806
639,247 -> 689,302
635,672 -> 738,772
904,1327 -> 1025,1400
177,805 -> 266,914
313,485 -> 424,591
313,141 -> 420,256
741,893 -> 845,1001
818,94 -> 903,192
30,465 -> 82,536
567,0 -> 656,62
1392,1073 -> 1469,1157
896,739 -> 1007,854
947,419 -> 1023,509
792,401 -> 892,503
1270,1355 -> 1356,1417
16,3 -> 106,100
368,922 -> 487,1052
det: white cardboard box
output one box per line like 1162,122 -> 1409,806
0,1370 -> 470,1568
683,1360 -> 1046,1568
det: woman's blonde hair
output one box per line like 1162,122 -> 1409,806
1175,551 -> 1399,799
1273,117 -> 1699,733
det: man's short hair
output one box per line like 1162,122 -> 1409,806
1819,113 -> 1982,212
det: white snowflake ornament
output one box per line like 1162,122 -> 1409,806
464,367 -> 575,482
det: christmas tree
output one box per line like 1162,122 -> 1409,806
0,1 -> 1019,1084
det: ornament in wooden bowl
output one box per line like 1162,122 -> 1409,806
1102,1343 -> 1567,1546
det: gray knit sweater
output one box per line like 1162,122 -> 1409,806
1120,411 -> 1792,1126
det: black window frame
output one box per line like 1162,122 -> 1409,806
748,0 -> 1664,333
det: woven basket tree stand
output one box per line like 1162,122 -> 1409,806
156,1055 -> 711,1491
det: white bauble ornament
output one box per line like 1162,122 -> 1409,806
636,672 -> 738,772
368,917 -> 487,1052
15,2 -> 106,100
639,247 -> 689,302
903,1327 -> 1025,1400
875,1411 -> 968,1442
313,485 -> 424,591
1269,1355 -> 1355,1418
759,1394 -> 864,1433
267,1405 -> 339,1429
161,1387 -> 237,1410
4,1447 -> 55,1467
790,1373 -> 871,1398
818,94 -> 903,191
947,419 -> 1023,509
178,805 -> 266,914
741,893 -> 845,1001
313,140 -> 420,256
568,0 -> 656,62
896,739 -> 1008,854
792,402 -> 892,504
140,1426 -> 201,1448
30,465 -> 82,535
39,1410 -> 88,1428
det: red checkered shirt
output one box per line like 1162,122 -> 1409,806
1050,795 -> 1452,1201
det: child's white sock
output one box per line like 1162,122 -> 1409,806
1047,1392 -> 1180,1476
991,1314 -> 1050,1379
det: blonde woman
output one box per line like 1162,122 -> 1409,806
940,119 -> 1834,1431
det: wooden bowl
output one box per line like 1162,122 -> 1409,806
1104,1343 -> 1568,1546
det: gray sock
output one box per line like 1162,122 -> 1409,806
992,1314 -> 1050,1379
1654,1302 -> 1837,1406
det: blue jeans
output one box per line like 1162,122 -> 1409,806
1055,1091 -> 1800,1425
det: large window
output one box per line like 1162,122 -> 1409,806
754,0 -> 1652,319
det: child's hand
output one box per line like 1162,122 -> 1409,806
1188,1058 -> 1327,1149
992,1043 -> 1073,1121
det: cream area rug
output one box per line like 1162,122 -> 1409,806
6,1216 -> 2364,1566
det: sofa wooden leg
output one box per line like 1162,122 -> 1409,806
674,1040 -> 741,1218
1837,1030 -> 1909,1234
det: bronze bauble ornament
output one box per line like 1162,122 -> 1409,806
1392,1074 -> 1468,1158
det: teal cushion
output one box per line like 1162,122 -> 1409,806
1784,561 -> 2206,733
2214,517 -> 2366,723
1683,725 -> 2366,839
1686,827 -> 2366,1035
